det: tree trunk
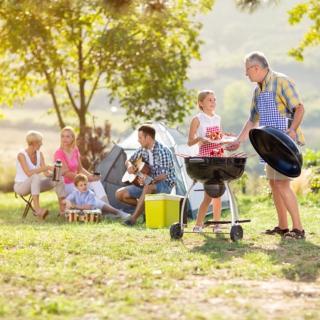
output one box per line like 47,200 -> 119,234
47,81 -> 66,129
79,112 -> 87,136
78,28 -> 87,136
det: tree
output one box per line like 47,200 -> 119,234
234,0 -> 320,61
0,0 -> 214,132
287,1 -> 320,61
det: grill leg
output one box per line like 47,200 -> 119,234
180,180 -> 197,230
224,181 -> 239,226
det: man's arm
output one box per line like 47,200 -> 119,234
226,119 -> 258,151
279,76 -> 305,140
287,103 -> 305,140
153,147 -> 175,183
125,160 -> 136,174
125,148 -> 143,174
237,119 -> 258,143
153,173 -> 167,183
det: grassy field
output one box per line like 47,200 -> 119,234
1,191 -> 320,320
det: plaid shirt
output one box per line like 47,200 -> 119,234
129,140 -> 176,188
249,70 -> 304,144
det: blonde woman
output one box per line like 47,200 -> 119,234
188,90 -> 224,233
54,126 -> 129,220
14,131 -> 66,219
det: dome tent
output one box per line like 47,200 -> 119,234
96,122 -> 229,218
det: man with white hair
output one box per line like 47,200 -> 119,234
229,51 -> 305,239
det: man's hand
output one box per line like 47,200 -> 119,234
137,175 -> 145,186
225,140 -> 241,151
153,174 -> 167,183
287,128 -> 297,141
127,164 -> 137,174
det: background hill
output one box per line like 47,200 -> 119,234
0,0 -> 319,167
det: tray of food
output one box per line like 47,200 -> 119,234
205,132 -> 237,144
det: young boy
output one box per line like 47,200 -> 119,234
64,174 -> 97,210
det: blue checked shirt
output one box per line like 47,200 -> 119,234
129,140 -> 176,188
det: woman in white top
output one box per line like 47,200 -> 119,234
14,131 -> 65,219
188,90 -> 224,233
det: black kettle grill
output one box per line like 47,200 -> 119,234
170,156 -> 250,241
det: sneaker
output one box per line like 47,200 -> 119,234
123,218 -> 135,226
116,210 -> 131,221
105,210 -> 131,221
193,225 -> 203,233
283,229 -> 305,240
213,224 -> 223,234
265,226 -> 289,235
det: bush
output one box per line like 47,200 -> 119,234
303,148 -> 320,168
77,121 -> 112,171
301,148 -> 320,197
310,176 -> 320,193
0,163 -> 15,192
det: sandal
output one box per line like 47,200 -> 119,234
265,226 -> 289,235
193,225 -> 203,233
284,229 -> 305,240
41,209 -> 49,220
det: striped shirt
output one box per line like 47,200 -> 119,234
249,70 -> 304,144
129,140 -> 176,188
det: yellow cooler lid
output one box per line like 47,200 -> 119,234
145,193 -> 185,201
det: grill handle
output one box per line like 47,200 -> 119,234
188,158 -> 205,164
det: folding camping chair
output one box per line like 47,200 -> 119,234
15,193 -> 36,219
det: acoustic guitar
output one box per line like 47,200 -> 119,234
122,157 -> 153,187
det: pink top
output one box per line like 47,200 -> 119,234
54,147 -> 80,184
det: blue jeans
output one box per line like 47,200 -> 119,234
127,180 -> 172,199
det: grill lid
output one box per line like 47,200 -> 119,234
249,126 -> 302,178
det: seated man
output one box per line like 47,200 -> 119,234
116,125 -> 176,226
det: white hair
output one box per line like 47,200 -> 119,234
245,51 -> 269,69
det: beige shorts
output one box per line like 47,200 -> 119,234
265,164 -> 292,181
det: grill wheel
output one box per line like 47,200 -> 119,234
230,225 -> 243,242
170,223 -> 184,240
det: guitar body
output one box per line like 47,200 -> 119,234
122,158 -> 152,186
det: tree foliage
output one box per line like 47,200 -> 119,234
234,0 -> 320,61
288,1 -> 320,61
234,0 -> 279,13
0,0 -> 214,131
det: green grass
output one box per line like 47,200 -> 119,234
1,192 -> 320,319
